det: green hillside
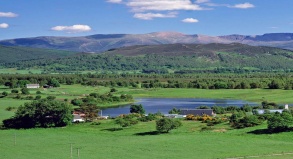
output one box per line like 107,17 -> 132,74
1,43 -> 293,73
0,45 -> 79,63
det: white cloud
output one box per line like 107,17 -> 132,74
182,18 -> 199,23
51,24 -> 91,33
134,12 -> 177,20
0,23 -> 9,28
126,0 -> 205,12
230,2 -> 255,9
107,0 -> 122,3
0,12 -> 18,18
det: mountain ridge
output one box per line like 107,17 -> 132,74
1,32 -> 293,52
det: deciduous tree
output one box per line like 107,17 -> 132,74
3,99 -> 73,129
156,118 -> 182,133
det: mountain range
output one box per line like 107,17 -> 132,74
1,32 -> 293,53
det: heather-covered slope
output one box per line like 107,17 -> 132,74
0,45 -> 78,63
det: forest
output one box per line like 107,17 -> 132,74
1,43 -> 293,74
0,73 -> 293,90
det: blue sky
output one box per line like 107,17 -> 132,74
0,0 -> 293,40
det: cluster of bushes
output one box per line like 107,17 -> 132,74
71,93 -> 134,106
13,94 -> 55,101
115,113 -> 141,127
114,113 -> 182,133
267,111 -> 293,132
228,105 -> 293,132
186,114 -> 213,121
186,114 -> 228,125
3,99 -> 73,129
229,113 -> 263,129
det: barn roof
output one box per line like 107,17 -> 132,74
180,109 -> 214,116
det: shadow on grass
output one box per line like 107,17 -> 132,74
134,131 -> 160,136
101,128 -> 123,132
248,128 -> 293,135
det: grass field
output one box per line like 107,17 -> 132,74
1,85 -> 293,121
0,68 -> 43,74
0,120 -> 293,159
1,85 -> 293,159
116,87 -> 293,104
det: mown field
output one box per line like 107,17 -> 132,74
0,120 -> 293,159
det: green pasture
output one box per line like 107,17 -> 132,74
0,120 -> 293,159
0,99 -> 31,121
0,68 -> 42,74
1,85 -> 293,122
116,88 -> 293,104
1,85 -> 293,159
0,84 -> 110,100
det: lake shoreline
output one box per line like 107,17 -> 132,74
101,98 -> 259,117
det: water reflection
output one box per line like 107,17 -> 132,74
101,98 -> 257,117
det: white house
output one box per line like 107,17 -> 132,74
26,84 -> 40,89
72,114 -> 85,123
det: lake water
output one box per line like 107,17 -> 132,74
101,98 -> 258,117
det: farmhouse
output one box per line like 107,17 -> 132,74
72,114 -> 85,123
180,109 -> 215,116
26,84 -> 40,89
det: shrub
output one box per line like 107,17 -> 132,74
110,88 -> 117,92
2,91 -> 8,97
139,113 -> 160,122
168,107 -> 180,114
71,98 -> 83,106
21,88 -> 30,95
186,114 -> 196,120
25,96 -> 34,100
231,115 -> 263,129
5,106 -> 16,111
47,96 -> 56,100
156,118 -> 182,133
35,95 -> 42,100
115,114 -> 139,127
130,104 -> 145,114
268,111 -> 293,132
11,89 -> 19,94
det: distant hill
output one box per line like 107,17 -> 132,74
0,45 -> 79,63
1,32 -> 293,53
3,43 -> 293,73
105,43 -> 287,57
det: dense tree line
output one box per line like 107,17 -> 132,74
2,52 -> 293,73
1,73 -> 293,90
